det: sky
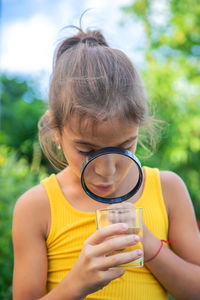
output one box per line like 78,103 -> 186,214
1,0 -> 145,98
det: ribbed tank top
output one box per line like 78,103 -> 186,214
41,167 -> 169,299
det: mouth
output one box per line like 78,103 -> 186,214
92,184 -> 114,193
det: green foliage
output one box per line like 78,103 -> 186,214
0,145 -> 47,300
123,0 -> 200,218
0,74 -> 46,161
1,2 -> 200,296
0,74 -> 48,299
123,0 -> 200,58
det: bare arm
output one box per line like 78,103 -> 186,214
12,185 -> 142,300
143,171 -> 200,300
13,185 -> 84,300
12,185 -> 49,299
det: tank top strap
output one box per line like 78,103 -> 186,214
41,174 -> 69,245
136,167 -> 169,241
41,174 -> 96,246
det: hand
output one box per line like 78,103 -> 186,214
69,223 -> 142,298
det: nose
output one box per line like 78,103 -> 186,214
94,154 -> 116,179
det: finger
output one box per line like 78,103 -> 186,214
102,249 -> 142,270
99,267 -> 125,283
96,234 -> 140,256
87,223 -> 129,245
93,234 -> 140,257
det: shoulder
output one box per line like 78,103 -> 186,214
159,170 -> 187,192
159,171 -> 200,262
12,184 -> 51,298
159,170 -> 195,220
13,183 -> 50,239
144,167 -> 187,202
159,170 -> 189,200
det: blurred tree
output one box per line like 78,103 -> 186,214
0,145 -> 47,300
0,74 -> 46,163
0,75 -> 50,298
123,0 -> 200,218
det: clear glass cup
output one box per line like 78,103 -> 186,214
96,206 -> 143,268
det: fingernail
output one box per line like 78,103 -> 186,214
134,235 -> 140,242
137,249 -> 142,256
121,223 -> 128,230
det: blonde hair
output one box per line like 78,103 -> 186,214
39,27 -> 154,170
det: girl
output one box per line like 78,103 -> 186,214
12,27 -> 200,300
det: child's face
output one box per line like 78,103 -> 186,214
60,116 -> 139,190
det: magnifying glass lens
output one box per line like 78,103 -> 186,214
81,147 -> 143,204
84,153 -> 139,198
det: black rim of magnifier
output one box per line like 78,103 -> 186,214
80,147 -> 143,204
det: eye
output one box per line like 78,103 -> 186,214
124,145 -> 134,151
77,149 -> 94,156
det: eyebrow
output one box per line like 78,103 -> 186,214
73,136 -> 138,147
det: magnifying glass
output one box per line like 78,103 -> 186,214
81,147 -> 143,204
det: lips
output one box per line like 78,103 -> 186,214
92,184 -> 114,193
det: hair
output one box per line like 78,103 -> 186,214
38,26 -> 157,170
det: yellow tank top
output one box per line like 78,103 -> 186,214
41,167 -> 169,299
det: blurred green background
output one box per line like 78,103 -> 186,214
1,0 -> 200,299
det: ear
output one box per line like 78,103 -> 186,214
44,110 -> 53,125
45,110 -> 62,146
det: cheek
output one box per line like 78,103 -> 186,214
63,149 -> 85,174
131,142 -> 138,153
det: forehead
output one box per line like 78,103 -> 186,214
65,115 -> 138,145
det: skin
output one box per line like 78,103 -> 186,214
12,116 -> 200,300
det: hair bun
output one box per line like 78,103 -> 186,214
56,37 -> 81,60
83,30 -> 108,47
56,28 -> 109,61
82,37 -> 98,45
